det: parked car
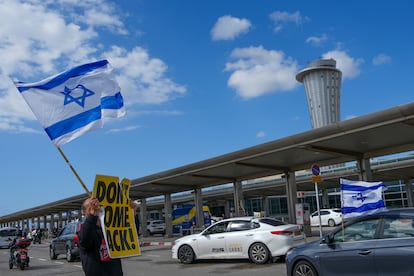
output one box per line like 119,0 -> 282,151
0,227 -> 18,248
310,208 -> 342,227
286,208 -> 414,276
147,220 -> 165,235
172,216 -> 306,264
50,222 -> 81,262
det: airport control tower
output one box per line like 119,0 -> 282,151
296,59 -> 342,129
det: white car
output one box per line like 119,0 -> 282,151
147,220 -> 165,235
172,216 -> 306,264
310,208 -> 342,227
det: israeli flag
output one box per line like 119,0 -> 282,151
341,178 -> 387,219
14,60 -> 125,146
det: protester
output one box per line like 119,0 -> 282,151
78,197 -> 123,276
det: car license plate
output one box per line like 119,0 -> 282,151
294,230 -> 302,236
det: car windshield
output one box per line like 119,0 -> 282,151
258,218 -> 286,226
332,209 -> 341,213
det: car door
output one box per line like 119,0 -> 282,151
196,221 -> 229,258
318,218 -> 379,276
374,216 -> 414,275
224,220 -> 253,258
55,224 -> 73,254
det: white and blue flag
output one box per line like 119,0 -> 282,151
340,178 -> 387,219
14,60 -> 125,146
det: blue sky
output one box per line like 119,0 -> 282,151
1,0 -> 413,216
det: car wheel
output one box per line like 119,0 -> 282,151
328,219 -> 335,227
293,260 -> 318,276
50,247 -> 57,260
248,242 -> 270,264
178,245 -> 195,264
66,246 -> 75,262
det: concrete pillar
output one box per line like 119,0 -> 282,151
140,199 -> 148,237
405,178 -> 414,207
164,194 -> 173,237
322,189 -> 329,209
285,171 -> 297,224
263,196 -> 270,217
194,188 -> 204,229
224,201 -> 230,218
358,158 -> 373,181
233,180 -> 244,217
58,212 -> 63,228
43,215 -> 47,229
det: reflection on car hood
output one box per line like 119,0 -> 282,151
174,233 -> 201,243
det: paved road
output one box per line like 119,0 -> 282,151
0,227 -> 330,276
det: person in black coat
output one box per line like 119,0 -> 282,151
79,197 -> 123,276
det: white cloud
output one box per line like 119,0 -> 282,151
306,34 -> 328,47
106,125 -> 140,133
211,15 -> 251,41
322,50 -> 364,80
104,46 -> 186,106
225,46 -> 299,99
256,131 -> 265,138
269,11 -> 308,33
0,0 -> 185,132
372,54 -> 391,65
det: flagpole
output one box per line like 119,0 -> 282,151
56,146 -> 92,197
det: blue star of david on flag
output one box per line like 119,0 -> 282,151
61,84 -> 95,108
14,60 -> 126,146
341,178 -> 387,219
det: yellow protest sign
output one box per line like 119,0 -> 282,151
93,175 -> 141,258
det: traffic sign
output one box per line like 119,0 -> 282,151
311,164 -> 320,176
312,175 -> 322,183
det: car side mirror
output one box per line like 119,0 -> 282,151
322,233 -> 334,244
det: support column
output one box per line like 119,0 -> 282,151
358,158 -> 373,181
233,180 -> 244,217
263,196 -> 270,217
322,189 -> 329,209
164,194 -> 172,238
140,199 -> 148,237
285,171 -> 297,224
405,178 -> 414,207
224,201 -> 230,218
194,188 -> 204,229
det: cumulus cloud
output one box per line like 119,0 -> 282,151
372,54 -> 391,65
104,46 -> 186,106
211,15 -> 251,41
306,34 -> 328,47
0,0 -> 185,133
322,50 -> 364,80
269,11 -> 308,32
224,46 -> 299,99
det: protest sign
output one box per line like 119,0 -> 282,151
93,175 -> 141,258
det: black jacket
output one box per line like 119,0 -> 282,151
79,215 -> 123,276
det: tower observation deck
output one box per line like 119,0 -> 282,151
296,59 -> 342,129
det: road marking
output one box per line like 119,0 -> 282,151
54,261 -> 64,264
146,254 -> 160,257
38,258 -> 47,261
73,264 -> 83,268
